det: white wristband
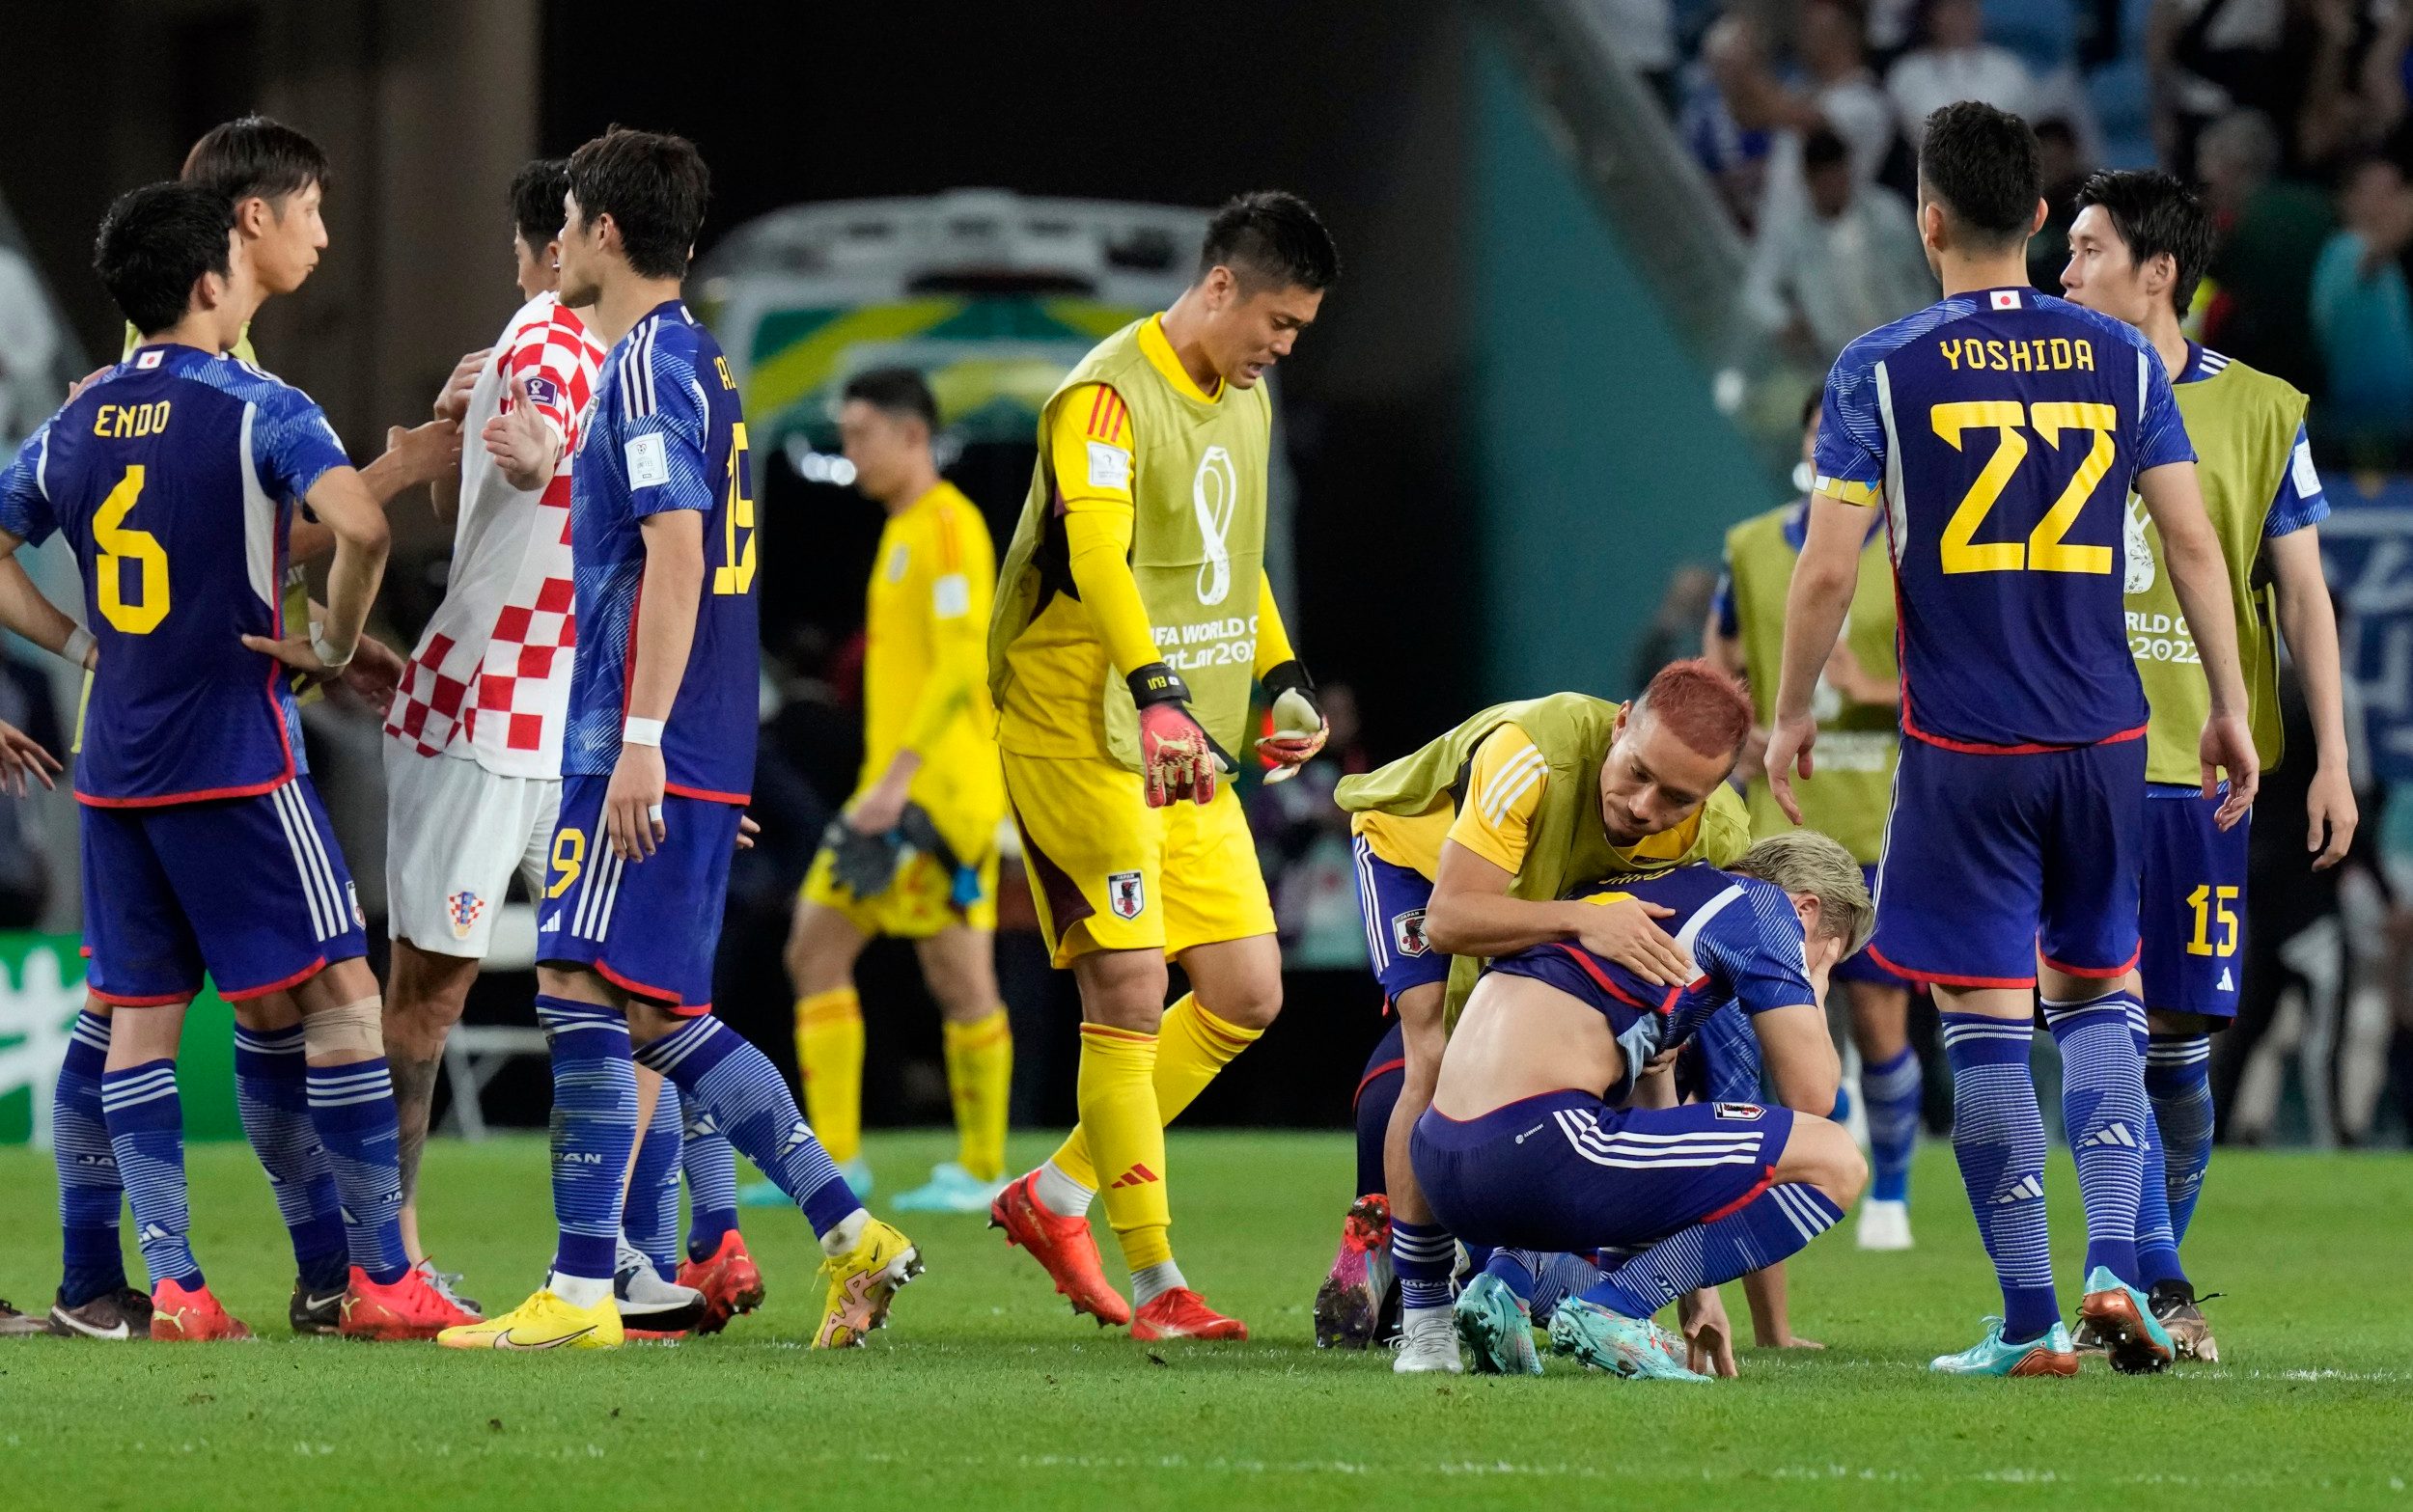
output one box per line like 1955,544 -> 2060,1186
63,626 -> 95,667
622,717 -> 666,747
308,620 -> 354,672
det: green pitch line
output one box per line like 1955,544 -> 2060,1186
2,1134 -> 2409,1511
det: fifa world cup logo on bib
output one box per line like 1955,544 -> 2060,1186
2122,493 -> 2155,593
1192,446 -> 1237,606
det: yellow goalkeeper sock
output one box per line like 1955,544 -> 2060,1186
942,1007 -> 1012,1182
1076,1023 -> 1171,1270
794,986 -> 864,1165
1050,994 -> 1263,1192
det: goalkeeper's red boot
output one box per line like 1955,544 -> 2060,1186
676,1230 -> 766,1335
989,1171 -> 1130,1327
1132,1286 -> 1248,1342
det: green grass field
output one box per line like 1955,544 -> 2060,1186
2,1132 -> 2409,1510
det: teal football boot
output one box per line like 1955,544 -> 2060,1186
1929,1316 -> 2080,1376
1546,1297 -> 1711,1382
2077,1266 -> 2176,1374
1454,1272 -> 1543,1376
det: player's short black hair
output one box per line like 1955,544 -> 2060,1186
842,367 -> 938,430
566,127 -> 709,282
180,115 -> 329,205
2073,168 -> 2214,318
96,181 -> 235,337
510,158 -> 571,251
1199,190 -> 1338,292
1917,100 -> 2041,251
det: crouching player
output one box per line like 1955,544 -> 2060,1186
1412,832 -> 1872,1380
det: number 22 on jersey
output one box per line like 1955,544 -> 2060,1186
96,464 -> 170,633
1931,400 -> 2118,576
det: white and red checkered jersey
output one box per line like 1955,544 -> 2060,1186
385,291 -> 602,779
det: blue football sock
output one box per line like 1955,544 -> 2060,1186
101,1059 -> 200,1290
2146,1032 -> 2214,1247
680,1104 -> 741,1262
1390,1218 -> 1456,1312
1353,1057 -> 1401,1200
1941,1012 -> 2060,1342
234,1024 -> 348,1291
2042,992 -> 2149,1289
55,1010 -> 126,1306
1861,1044 -> 1923,1204
635,1015 -> 858,1239
625,1081 -> 684,1280
1582,1185 -> 1844,1318
537,996 -> 638,1281
304,1058 -> 411,1286
1484,1248 -> 1541,1304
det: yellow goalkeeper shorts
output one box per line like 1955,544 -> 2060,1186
1002,750 -> 1274,966
799,840 -> 1000,939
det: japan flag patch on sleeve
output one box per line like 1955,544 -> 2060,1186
624,432 -> 669,489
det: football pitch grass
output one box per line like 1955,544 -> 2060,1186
3,1132 -> 2409,1510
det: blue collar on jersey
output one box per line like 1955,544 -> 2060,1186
1784,496 -> 1885,552
2177,340 -> 2225,385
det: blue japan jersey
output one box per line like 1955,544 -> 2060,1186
565,301 -> 759,802
0,345 -> 348,804
1487,863 -> 1818,1103
1815,289 -> 2194,751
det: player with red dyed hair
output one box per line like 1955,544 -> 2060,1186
1323,662 -> 1758,1371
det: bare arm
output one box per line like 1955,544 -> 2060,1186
2269,526 -> 2358,866
1749,1001 -> 1842,1116
2137,460 -> 2258,824
1765,497 -> 1867,822
602,510 -> 705,862
1421,839 -> 1697,985
300,467 -> 391,662
289,419 -> 462,562
0,555 -> 89,665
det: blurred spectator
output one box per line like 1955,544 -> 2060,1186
1630,564 -> 1720,691
1584,0 -> 1682,111
2200,110 -> 2333,396
1683,14 -> 1779,231
2312,155 -> 2413,465
1248,683 -> 1367,970
1885,0 -> 2036,149
1712,0 -> 1899,188
1744,126 -> 1934,361
2295,0 -> 2413,176
2027,117 -> 2095,290
0,245 -> 61,452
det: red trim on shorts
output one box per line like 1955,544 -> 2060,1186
1353,1057 -> 1406,1111
664,781 -> 750,805
592,956 -> 690,1010
76,767 -> 293,808
1700,1166 -> 1776,1224
1900,705 -> 2150,756
222,956 -> 330,1002
2040,944 -> 2141,979
1864,945 -> 2036,990
88,985 -> 196,1007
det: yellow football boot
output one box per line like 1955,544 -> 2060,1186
436,1287 -> 624,1351
815,1218 -> 922,1348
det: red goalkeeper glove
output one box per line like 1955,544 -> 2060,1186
1254,660 -> 1327,783
1128,663 -> 1234,808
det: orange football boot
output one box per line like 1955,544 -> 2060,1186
1131,1286 -> 1247,1342
989,1172 -> 1130,1327
149,1278 -> 252,1341
339,1265 -> 481,1340
676,1230 -> 765,1335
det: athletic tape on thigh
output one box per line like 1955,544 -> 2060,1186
303,997 -> 384,1058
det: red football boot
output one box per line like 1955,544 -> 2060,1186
339,1265 -> 481,1340
989,1171 -> 1130,1327
1131,1286 -> 1248,1342
676,1230 -> 766,1335
149,1278 -> 252,1341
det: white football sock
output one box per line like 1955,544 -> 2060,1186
1034,1159 -> 1095,1219
547,1271 -> 612,1309
1130,1259 -> 1187,1307
819,1207 -> 869,1259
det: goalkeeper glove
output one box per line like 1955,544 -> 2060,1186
1128,662 -> 1234,808
821,816 -> 905,898
1255,660 -> 1327,784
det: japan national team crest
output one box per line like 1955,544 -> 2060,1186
446,889 -> 486,941
1391,909 -> 1429,958
1107,870 -> 1146,921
